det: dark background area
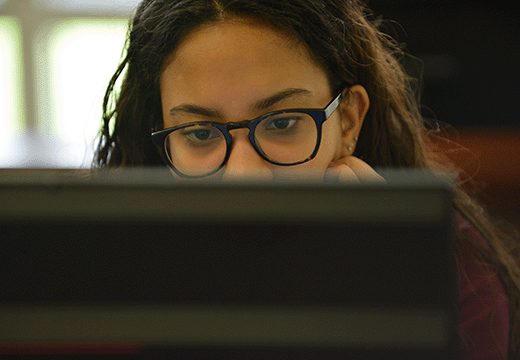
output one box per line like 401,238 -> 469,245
369,0 -> 519,128
367,0 -> 520,228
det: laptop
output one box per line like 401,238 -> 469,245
0,168 -> 455,359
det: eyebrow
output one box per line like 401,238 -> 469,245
253,88 -> 313,111
169,88 -> 313,119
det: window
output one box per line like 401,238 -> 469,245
0,0 -> 139,167
0,16 -> 25,166
36,18 -> 129,167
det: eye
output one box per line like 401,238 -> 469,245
264,116 -> 301,131
267,118 -> 295,130
181,127 -> 221,142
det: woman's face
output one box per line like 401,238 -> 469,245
160,19 -> 361,180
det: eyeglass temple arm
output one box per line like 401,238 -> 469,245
324,92 -> 343,119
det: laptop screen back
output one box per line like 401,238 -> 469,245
0,169 -> 455,359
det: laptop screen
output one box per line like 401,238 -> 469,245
0,169 -> 455,359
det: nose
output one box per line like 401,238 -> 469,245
221,129 -> 273,181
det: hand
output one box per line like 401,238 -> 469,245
326,156 -> 385,182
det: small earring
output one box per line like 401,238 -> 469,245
347,137 -> 358,152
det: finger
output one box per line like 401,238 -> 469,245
325,164 -> 359,182
343,156 -> 385,182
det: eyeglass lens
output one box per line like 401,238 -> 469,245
164,112 -> 318,177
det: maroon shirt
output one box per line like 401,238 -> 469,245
458,219 -> 509,359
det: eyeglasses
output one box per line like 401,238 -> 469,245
151,90 -> 344,178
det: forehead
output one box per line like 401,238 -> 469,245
165,18 -> 314,69
160,19 -> 330,99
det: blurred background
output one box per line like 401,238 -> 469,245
0,0 -> 519,224
1,0 -> 137,168
369,0 -> 520,226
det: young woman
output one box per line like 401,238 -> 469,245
95,0 -> 520,358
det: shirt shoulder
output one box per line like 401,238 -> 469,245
457,218 -> 509,360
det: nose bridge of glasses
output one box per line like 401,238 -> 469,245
226,119 -> 255,132
224,119 -> 258,147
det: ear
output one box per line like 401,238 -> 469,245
338,85 -> 369,157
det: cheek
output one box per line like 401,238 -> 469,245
316,116 -> 344,162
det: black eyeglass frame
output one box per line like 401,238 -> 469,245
151,89 -> 345,178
